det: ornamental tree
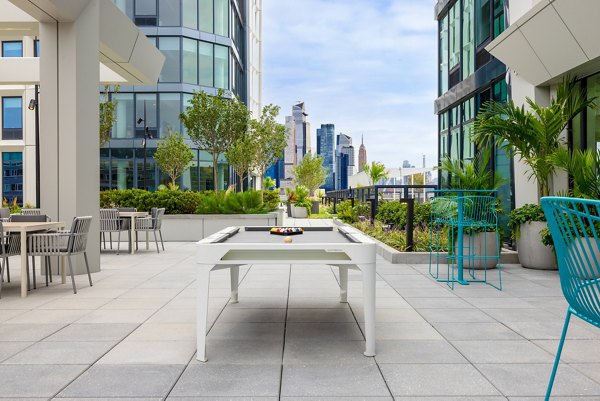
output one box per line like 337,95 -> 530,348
180,89 -> 250,191
251,104 -> 287,191
154,130 -> 194,187
363,161 -> 388,186
292,153 -> 328,196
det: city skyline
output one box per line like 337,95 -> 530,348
262,1 -> 437,169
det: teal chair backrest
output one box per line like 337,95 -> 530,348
541,197 -> 600,328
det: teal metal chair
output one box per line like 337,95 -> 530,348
428,196 -> 457,281
541,197 -> 600,400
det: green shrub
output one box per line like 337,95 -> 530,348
263,190 -> 280,211
376,201 -> 407,228
196,190 -> 275,214
336,201 -> 370,223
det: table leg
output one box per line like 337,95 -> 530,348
196,268 -> 211,362
146,231 -> 149,250
339,266 -> 348,303
129,216 -> 135,255
361,263 -> 376,357
230,266 -> 239,303
20,230 -> 27,298
61,256 -> 66,284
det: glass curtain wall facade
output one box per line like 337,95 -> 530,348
316,124 -> 335,191
571,73 -> 600,154
105,0 -> 247,191
435,0 -> 513,231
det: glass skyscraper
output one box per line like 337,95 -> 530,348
102,0 -> 261,192
316,124 -> 335,191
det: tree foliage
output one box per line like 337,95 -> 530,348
154,130 -> 194,186
438,148 -> 505,191
225,134 -> 256,188
363,161 -> 389,186
292,153 -> 328,195
251,104 -> 287,187
180,89 -> 250,191
99,85 -> 118,147
473,76 -> 596,199
551,147 -> 600,199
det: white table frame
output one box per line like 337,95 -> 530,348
3,221 -> 65,298
118,211 -> 148,254
196,223 -> 377,362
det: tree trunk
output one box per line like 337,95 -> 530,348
213,154 -> 220,191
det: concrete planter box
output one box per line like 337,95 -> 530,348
517,221 -> 557,270
291,206 -> 308,218
160,212 -> 281,241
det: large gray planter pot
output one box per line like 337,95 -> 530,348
455,231 -> 499,270
286,202 -> 292,216
517,221 -> 557,270
291,206 -> 308,218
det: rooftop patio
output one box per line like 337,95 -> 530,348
0,235 -> 599,400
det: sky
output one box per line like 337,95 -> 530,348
262,0 -> 438,170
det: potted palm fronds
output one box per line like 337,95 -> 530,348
473,76 -> 595,270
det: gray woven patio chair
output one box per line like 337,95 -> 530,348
100,209 -> 130,254
21,209 -> 42,216
0,221 -> 21,298
27,216 -> 93,294
135,208 -> 165,253
9,214 -> 53,289
0,208 -> 10,222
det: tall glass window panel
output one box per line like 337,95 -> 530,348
182,159 -> 199,191
136,149 -> 157,191
159,37 -> 181,83
199,0 -> 214,33
493,0 -> 505,39
462,0 -> 475,78
182,93 -> 193,138
159,93 -> 181,138
100,148 -> 110,190
183,0 -> 198,29
450,126 -> 461,161
448,4 -> 460,70
2,152 -> 23,204
476,0 -> 491,46
159,0 -> 180,26
214,0 -> 229,37
214,44 -> 229,90
439,16 -> 449,95
135,93 -> 157,138
2,97 -> 22,140
183,38 -> 198,85
112,93 -> 134,139
199,42 -> 214,87
2,41 -> 22,57
34,39 -> 40,57
135,0 -> 156,15
111,149 -> 134,190
463,123 -> 475,161
114,0 -> 134,18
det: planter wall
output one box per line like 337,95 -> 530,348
517,221 -> 557,270
291,206 -> 308,218
160,212 -> 281,241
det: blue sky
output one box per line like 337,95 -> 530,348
262,0 -> 438,169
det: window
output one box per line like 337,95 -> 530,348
462,0 -> 475,78
34,39 -> 40,57
182,93 -> 193,138
2,41 -> 23,57
214,0 -> 229,36
114,0 -> 134,19
135,93 -> 157,138
111,149 -> 134,189
199,42 -> 214,87
159,93 -> 181,138
448,4 -> 460,71
159,0 -> 180,26
183,0 -> 198,29
158,37 -> 181,83
214,44 -> 229,90
2,152 -> 23,205
199,0 -> 214,33
2,97 -> 22,140
476,0 -> 491,46
439,15 -> 448,95
112,93 -> 134,139
134,0 -> 157,26
493,0 -> 505,39
183,38 -> 198,85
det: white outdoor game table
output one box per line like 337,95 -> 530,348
196,222 -> 377,362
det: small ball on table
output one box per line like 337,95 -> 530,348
284,236 -> 293,243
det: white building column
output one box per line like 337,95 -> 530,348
39,0 -> 100,273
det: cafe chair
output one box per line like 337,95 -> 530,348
100,209 -> 130,254
9,214 -> 53,289
135,208 -> 165,253
0,221 -> 21,298
541,197 -> 600,400
0,208 -> 10,222
21,209 -> 42,216
27,216 -> 93,294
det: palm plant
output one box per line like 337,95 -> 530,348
473,77 -> 595,200
551,147 -> 600,199
438,148 -> 505,191
363,161 -> 389,186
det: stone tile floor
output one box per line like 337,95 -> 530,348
0,241 -> 599,400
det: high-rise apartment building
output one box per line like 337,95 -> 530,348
102,0 -> 262,192
435,0 -> 512,217
316,124 -> 335,191
280,115 -> 296,189
292,102 -> 311,164
335,133 -> 354,190
357,135 -> 367,172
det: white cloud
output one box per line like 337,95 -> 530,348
263,0 -> 438,169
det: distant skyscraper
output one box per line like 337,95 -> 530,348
402,160 -> 414,168
335,133 -> 355,190
292,102 -> 311,163
316,124 -> 335,191
280,115 -> 296,189
358,135 -> 367,172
